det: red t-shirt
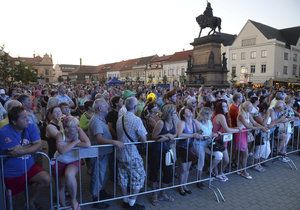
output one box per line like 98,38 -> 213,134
229,103 -> 239,128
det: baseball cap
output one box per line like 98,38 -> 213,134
122,90 -> 135,100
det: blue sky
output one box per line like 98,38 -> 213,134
1,0 -> 299,65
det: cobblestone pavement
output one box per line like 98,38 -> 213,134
79,154 -> 300,210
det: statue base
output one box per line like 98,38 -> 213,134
186,34 -> 229,88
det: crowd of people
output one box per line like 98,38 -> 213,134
0,83 -> 300,210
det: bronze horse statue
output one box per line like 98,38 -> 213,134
196,14 -> 222,37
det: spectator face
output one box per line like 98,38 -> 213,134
100,102 -> 109,116
117,98 -> 123,109
79,90 -> 85,97
222,102 -> 229,114
15,110 -> 29,130
67,91 -> 74,98
61,105 -> 70,116
275,103 -> 285,112
184,108 -> 192,120
22,97 -> 32,110
245,103 -> 254,113
52,107 -> 63,121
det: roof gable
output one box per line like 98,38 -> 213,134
249,20 -> 285,42
167,50 -> 192,62
249,20 -> 300,47
231,20 -> 268,47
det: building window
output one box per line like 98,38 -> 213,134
293,65 -> 297,76
250,51 -> 256,59
283,66 -> 288,75
181,68 -> 185,75
45,69 -> 49,76
261,50 -> 267,58
293,54 -> 298,62
232,53 -> 237,60
241,52 -> 246,60
241,38 -> 256,46
250,65 -> 255,73
261,64 -> 266,73
231,66 -> 236,76
284,52 -> 289,60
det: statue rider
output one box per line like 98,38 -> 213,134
203,2 -> 213,18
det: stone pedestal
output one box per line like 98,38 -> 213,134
186,34 -> 229,88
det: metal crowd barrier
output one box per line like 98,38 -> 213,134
1,120 -> 300,209
210,119 -> 300,202
0,152 -> 53,210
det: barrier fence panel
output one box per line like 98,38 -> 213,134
1,122 -> 300,209
0,152 -> 53,210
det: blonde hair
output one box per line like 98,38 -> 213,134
62,116 -> 79,128
61,116 -> 79,141
198,107 -> 212,122
239,101 -> 252,120
161,104 -> 176,121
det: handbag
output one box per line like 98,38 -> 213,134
247,131 -> 255,143
165,148 -> 175,166
208,137 -> 225,152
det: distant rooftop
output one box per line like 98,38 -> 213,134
249,20 -> 300,47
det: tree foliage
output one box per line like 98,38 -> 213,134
0,46 -> 37,86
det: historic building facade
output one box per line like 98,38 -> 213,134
19,54 -> 55,83
228,20 -> 300,85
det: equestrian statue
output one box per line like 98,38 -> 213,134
196,2 -> 222,37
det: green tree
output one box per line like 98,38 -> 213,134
13,61 -> 37,84
0,46 -> 37,85
0,45 -> 14,86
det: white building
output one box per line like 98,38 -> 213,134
228,20 -> 300,85
163,50 -> 192,84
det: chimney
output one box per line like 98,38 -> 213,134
33,54 -> 35,58
80,58 -> 82,66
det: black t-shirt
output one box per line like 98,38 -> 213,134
41,96 -> 49,107
106,109 -> 118,138
293,98 -> 300,112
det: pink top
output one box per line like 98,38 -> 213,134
212,114 -> 228,147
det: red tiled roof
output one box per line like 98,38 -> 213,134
167,50 -> 193,62
120,58 -> 140,71
151,54 -> 172,63
69,65 -> 98,75
135,55 -> 157,66
110,61 -> 127,71
12,56 -> 43,65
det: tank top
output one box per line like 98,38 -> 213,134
153,120 -> 176,151
212,115 -> 226,134
179,120 -> 195,149
237,113 -> 250,129
46,122 -> 60,158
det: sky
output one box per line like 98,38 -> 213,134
1,0 -> 300,66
